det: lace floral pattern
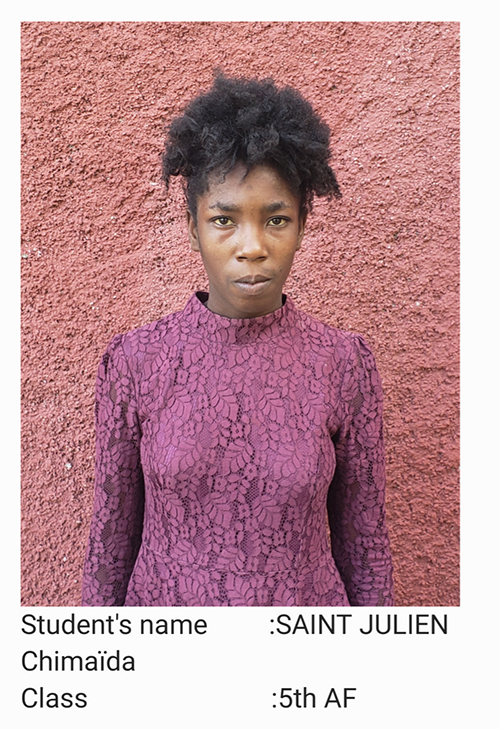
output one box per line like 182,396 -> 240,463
82,293 -> 393,606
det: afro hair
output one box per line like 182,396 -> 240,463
162,74 -> 341,218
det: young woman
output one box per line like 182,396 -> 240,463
82,75 -> 394,607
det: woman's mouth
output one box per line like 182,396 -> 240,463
234,275 -> 271,295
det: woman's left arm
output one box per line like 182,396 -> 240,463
327,334 -> 394,606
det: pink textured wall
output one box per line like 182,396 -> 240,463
21,21 -> 459,606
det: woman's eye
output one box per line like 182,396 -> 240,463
268,217 -> 287,227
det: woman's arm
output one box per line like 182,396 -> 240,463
327,334 -> 394,606
81,335 -> 145,606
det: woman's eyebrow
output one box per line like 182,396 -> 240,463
265,201 -> 293,213
208,201 -> 293,213
208,202 -> 239,212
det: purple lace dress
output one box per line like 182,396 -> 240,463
82,293 -> 393,606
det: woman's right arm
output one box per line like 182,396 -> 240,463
81,335 -> 145,606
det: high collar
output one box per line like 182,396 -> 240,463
180,292 -> 299,345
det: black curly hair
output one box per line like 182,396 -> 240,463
162,75 -> 341,220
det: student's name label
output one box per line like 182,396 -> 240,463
19,611 -> 208,709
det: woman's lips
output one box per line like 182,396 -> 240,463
234,275 -> 271,295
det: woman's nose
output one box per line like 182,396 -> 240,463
235,224 -> 268,260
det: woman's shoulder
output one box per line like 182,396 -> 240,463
294,305 -> 373,360
101,308 -> 185,362
294,309 -> 381,400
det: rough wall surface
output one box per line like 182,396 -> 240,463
21,21 -> 459,606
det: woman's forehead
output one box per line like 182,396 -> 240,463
203,163 -> 298,203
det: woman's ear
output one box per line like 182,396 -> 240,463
187,210 -> 200,252
296,213 -> 307,251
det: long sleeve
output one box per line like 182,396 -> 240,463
82,335 -> 145,606
328,334 -> 394,606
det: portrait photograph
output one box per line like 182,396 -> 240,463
21,21 -> 459,608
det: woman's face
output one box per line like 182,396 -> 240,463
187,163 -> 306,319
